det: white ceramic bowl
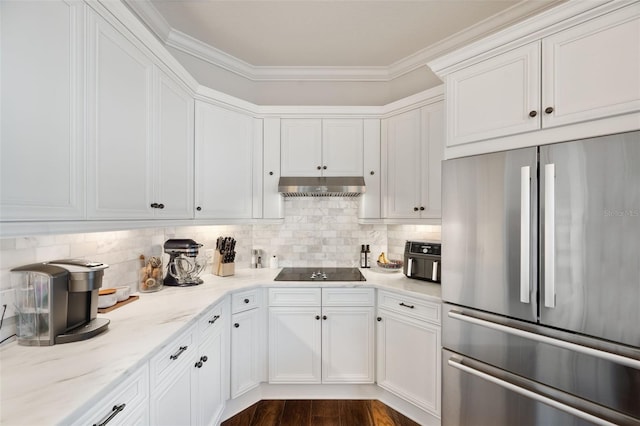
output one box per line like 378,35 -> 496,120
98,293 -> 117,308
114,286 -> 131,302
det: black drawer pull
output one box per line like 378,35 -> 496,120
208,315 -> 220,324
170,346 -> 188,360
94,403 -> 126,426
244,298 -> 250,303
399,302 -> 415,309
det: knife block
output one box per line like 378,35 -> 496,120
212,250 -> 235,277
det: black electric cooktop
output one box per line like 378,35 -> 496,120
274,267 -> 366,282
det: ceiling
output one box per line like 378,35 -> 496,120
131,0 -> 563,79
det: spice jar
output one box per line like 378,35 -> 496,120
139,254 -> 163,293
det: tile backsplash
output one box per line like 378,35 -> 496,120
0,198 -> 440,341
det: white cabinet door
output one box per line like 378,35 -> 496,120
384,109 -> 422,219
280,119 -> 323,176
150,361 -> 197,426
542,4 -> 640,128
0,0 -> 84,220
421,102 -> 444,219
321,306 -> 375,383
384,104 -> 444,220
86,9 -> 154,219
263,118 -> 283,219
376,309 -> 441,416
359,119 -> 381,219
197,329 -> 226,426
321,119 -> 363,176
281,119 -> 364,177
194,101 -> 256,218
268,306 -> 322,383
446,42 -> 541,146
154,69 -> 194,219
231,308 -> 263,398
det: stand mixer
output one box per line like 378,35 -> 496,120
164,239 -> 205,286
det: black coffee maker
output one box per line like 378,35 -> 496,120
163,239 -> 204,286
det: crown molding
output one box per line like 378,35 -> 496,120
428,0 -> 631,77
125,0 -> 568,83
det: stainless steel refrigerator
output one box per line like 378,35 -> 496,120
441,131 -> 640,426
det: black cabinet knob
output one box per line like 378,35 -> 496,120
200,356 -> 208,363
529,110 -> 537,118
370,171 -> 375,175
234,323 -> 239,328
150,203 -> 158,208
158,203 -> 165,209
195,361 -> 203,368
322,166 -> 327,170
269,171 -> 274,175
419,206 -> 425,211
413,207 -> 419,212
315,315 -> 320,320
322,315 -> 327,320
545,107 -> 554,114
196,206 -> 202,211
377,317 -> 382,322
317,166 -> 322,170
244,298 -> 249,304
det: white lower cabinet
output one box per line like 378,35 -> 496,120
268,288 -> 375,384
69,364 -> 149,426
150,299 -> 229,426
376,290 -> 441,417
230,289 -> 265,398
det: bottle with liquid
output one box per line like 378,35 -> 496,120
365,245 -> 371,268
360,245 -> 367,268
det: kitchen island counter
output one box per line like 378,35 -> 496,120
0,268 -> 440,425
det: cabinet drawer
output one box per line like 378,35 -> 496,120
377,290 -> 441,325
268,288 -> 321,306
231,288 -> 262,313
199,299 -> 226,336
322,288 -> 374,306
150,325 -> 196,388
69,364 -> 149,426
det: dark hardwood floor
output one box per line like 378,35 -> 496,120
221,400 -> 421,426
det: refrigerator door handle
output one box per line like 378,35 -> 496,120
447,357 -> 619,426
544,163 -> 556,308
520,166 -> 531,303
447,310 -> 640,370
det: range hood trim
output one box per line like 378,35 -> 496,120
278,176 -> 366,197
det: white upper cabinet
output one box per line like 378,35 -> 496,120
440,2 -> 640,151
359,119 -> 382,220
383,102 -> 443,221
1,0 -> 85,220
86,9 -> 154,219
154,69 -> 194,219
281,119 -> 363,177
541,4 -> 640,128
446,42 -> 541,146
194,101 -> 261,219
262,118 -> 284,219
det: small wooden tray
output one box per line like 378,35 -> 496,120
98,295 -> 139,313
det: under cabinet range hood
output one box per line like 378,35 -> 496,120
278,176 -> 366,197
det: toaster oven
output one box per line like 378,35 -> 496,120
403,241 -> 441,283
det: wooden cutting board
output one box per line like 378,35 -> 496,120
98,295 -> 139,313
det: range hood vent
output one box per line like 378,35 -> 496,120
278,176 -> 366,197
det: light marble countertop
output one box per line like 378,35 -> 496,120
0,267 -> 441,426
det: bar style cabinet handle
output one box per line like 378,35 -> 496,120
208,315 -> 220,324
399,302 -> 415,309
93,403 -> 126,426
447,358 -> 618,426
520,166 -> 531,304
170,346 -> 188,360
544,163 -> 556,308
